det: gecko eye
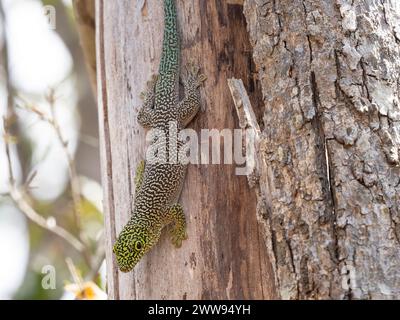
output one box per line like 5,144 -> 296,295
135,241 -> 144,251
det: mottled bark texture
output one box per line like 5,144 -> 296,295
96,0 -> 277,299
244,0 -> 400,299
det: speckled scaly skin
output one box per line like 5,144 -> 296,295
113,0 -> 206,273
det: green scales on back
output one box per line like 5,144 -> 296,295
113,0 -> 206,272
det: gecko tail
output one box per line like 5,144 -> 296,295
159,0 -> 180,75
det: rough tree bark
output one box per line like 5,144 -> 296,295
244,0 -> 400,299
96,0 -> 277,299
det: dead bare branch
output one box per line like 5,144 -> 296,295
3,117 -> 85,253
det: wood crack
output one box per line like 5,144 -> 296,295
97,0 -> 120,300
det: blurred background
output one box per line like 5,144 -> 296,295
0,0 -> 104,299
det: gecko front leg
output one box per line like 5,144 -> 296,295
134,160 -> 146,193
178,64 -> 206,127
137,74 -> 158,128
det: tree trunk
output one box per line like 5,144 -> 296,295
96,0 -> 277,300
244,0 -> 400,299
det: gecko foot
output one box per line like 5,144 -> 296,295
139,74 -> 159,100
185,63 -> 207,88
170,227 -> 188,248
168,204 -> 188,248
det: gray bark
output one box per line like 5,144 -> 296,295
244,0 -> 400,299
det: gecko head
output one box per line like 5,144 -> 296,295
113,222 -> 157,272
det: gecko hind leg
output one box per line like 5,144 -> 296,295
168,204 -> 188,248
139,74 -> 158,100
184,63 -> 207,88
178,63 -> 206,127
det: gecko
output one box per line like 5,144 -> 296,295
113,0 -> 206,272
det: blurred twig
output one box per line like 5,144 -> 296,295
0,1 -> 14,117
1,0 -> 32,181
3,117 -> 85,252
47,90 -> 83,233
66,257 -> 84,290
16,92 -> 83,233
16,92 -> 96,268
86,230 -> 105,281
10,188 -> 85,252
3,124 -> 15,186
